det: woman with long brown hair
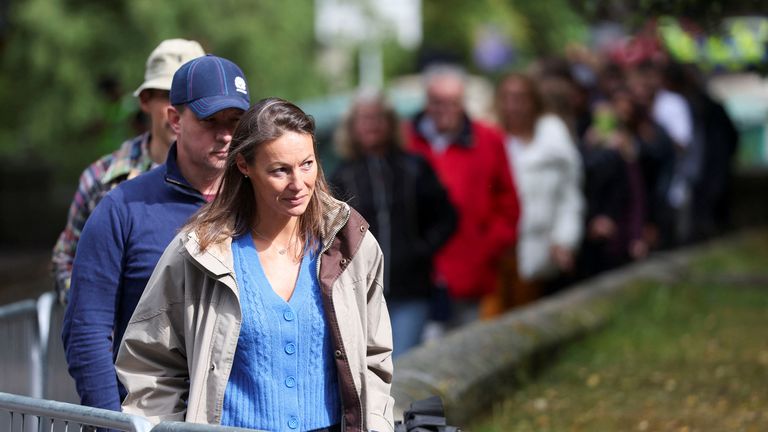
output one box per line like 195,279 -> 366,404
116,98 -> 394,432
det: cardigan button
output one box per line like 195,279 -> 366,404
288,416 -> 299,429
334,349 -> 343,359
285,376 -> 297,388
340,258 -> 348,266
360,225 -> 366,232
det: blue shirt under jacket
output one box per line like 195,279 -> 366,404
61,144 -> 207,412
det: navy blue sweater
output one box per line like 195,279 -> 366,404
62,144 -> 206,411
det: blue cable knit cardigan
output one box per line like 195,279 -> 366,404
221,234 -> 341,431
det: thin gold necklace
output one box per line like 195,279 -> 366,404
252,229 -> 292,255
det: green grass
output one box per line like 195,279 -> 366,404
471,231 -> 768,432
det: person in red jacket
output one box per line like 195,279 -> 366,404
405,64 -> 520,327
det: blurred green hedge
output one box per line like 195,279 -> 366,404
0,0 -> 326,176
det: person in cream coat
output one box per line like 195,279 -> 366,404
484,72 -> 585,314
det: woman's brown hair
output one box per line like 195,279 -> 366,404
184,97 -> 331,252
333,89 -> 404,160
495,72 -> 545,131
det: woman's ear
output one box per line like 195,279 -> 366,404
236,153 -> 249,177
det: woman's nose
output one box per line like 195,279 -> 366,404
287,173 -> 302,190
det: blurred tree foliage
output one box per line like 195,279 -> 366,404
570,0 -> 767,31
421,0 -> 587,71
0,0 -> 325,175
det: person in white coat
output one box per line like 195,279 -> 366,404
484,72 -> 585,314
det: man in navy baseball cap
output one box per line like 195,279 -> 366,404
166,54 -> 250,197
63,53 -> 249,413
170,54 -> 250,118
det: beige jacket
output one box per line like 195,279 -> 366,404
115,194 -> 394,432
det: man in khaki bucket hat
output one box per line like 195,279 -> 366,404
52,38 -> 205,303
133,38 -> 206,96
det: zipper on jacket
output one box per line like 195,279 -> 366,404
165,176 -> 207,202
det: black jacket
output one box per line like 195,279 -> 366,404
330,149 -> 457,300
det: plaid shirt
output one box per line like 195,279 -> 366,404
52,132 -> 156,303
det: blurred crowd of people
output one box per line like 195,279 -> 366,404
50,38 -> 741,430
53,39 -> 740,382
328,52 -> 739,357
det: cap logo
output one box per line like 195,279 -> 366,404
234,76 -> 247,95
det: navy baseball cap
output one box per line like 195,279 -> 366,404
170,54 -> 250,118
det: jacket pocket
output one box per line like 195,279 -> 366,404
367,395 -> 395,432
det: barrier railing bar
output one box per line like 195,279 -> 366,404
35,292 -> 57,400
0,392 -> 152,432
0,300 -> 36,319
151,421 -> 265,431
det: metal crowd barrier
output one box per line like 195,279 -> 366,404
0,299 -> 42,398
0,392 -> 153,432
0,292 -> 78,403
0,392 -> 262,431
151,422 -> 261,431
0,294 -> 261,431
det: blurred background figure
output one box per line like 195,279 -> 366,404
330,89 -> 457,357
483,73 -> 584,316
627,60 -> 694,246
578,99 -> 647,277
405,64 -> 520,330
529,56 -> 587,139
671,64 -> 740,241
609,84 -> 676,251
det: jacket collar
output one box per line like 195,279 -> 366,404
183,233 -> 234,278
182,191 -> 353,278
412,110 -> 474,148
317,191 -> 352,251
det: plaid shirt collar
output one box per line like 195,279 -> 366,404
102,132 -> 154,185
